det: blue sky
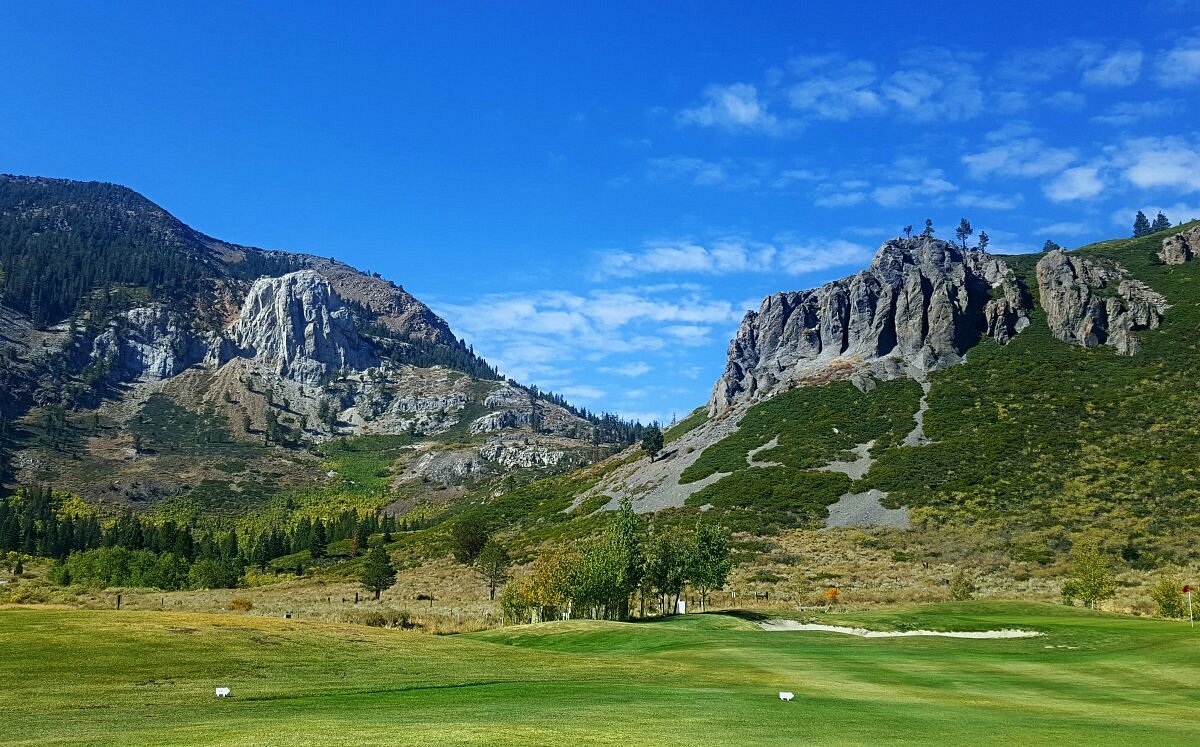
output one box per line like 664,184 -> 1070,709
3,1 -> 1199,424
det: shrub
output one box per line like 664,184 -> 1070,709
1150,576 -> 1187,619
229,597 -> 254,611
949,570 -> 977,601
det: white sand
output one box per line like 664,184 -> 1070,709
759,620 -> 1041,638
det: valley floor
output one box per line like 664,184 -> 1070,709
1,602 -> 1198,745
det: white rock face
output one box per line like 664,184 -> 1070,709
478,441 -> 565,469
709,238 -> 1029,414
90,306 -> 207,382
1036,250 -> 1167,355
225,270 -> 374,384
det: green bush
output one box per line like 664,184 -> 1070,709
1150,576 -> 1187,619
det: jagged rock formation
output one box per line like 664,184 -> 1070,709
1036,250 -> 1167,355
1159,226 -> 1200,265
90,307 -> 207,383
223,270 -> 375,384
710,237 -> 1029,414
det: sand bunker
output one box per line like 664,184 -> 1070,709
759,620 -> 1040,638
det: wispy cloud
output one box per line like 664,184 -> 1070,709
1155,37 -> 1200,87
596,237 -> 870,279
786,50 -> 983,123
1034,221 -> 1093,236
677,83 -> 792,135
1082,48 -> 1143,87
962,138 -> 1076,179
1091,99 -> 1183,126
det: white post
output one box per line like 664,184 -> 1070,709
1188,588 -> 1194,629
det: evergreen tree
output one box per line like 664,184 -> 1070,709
360,545 -> 396,600
1151,211 -> 1172,233
955,218 -> 973,249
451,515 -> 488,564
978,231 -> 989,251
903,225 -> 913,238
1043,240 -> 1062,253
640,426 -> 664,462
1133,211 -> 1152,238
921,218 -> 934,237
310,521 -> 327,559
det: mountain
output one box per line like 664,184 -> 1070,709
0,175 -> 639,521
591,224 -> 1200,559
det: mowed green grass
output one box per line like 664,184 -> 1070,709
2,602 -> 1199,745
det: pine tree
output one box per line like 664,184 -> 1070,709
1043,240 -> 1062,253
1133,211 -> 1152,238
640,426 -> 664,462
360,545 -> 396,600
310,521 -> 327,559
1151,211 -> 1171,233
978,231 -> 989,251
921,218 -> 934,237
955,218 -> 973,249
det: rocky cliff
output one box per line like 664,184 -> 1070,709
223,270 -> 375,384
709,237 -> 1029,414
1035,250 -> 1167,355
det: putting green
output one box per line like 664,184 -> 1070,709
1,602 -> 1197,745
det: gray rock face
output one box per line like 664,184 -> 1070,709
91,306 -> 208,383
709,237 -> 1029,413
224,270 -> 375,384
478,441 -> 565,469
1036,250 -> 1167,356
1159,227 -> 1200,265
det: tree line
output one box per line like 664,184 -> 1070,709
0,485 -> 418,590
463,499 -> 733,624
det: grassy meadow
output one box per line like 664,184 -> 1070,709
2,602 -> 1199,745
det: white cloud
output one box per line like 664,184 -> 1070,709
869,176 -> 954,208
598,240 -> 776,278
1109,203 -> 1200,227
777,240 -> 873,273
601,362 -> 652,378
962,138 -> 1076,179
596,236 -> 870,279
1091,99 -> 1183,126
1044,165 -> 1107,201
646,156 -> 729,187
785,51 -> 982,123
1156,38 -> 1200,87
1034,221 -> 1093,236
814,191 -> 867,207
677,83 -> 789,135
787,56 -> 885,120
1042,90 -> 1087,110
558,385 -> 607,401
645,156 -> 770,189
437,286 -> 746,385
956,192 -> 1024,210
1082,49 -> 1143,87
663,324 -> 712,344
1119,137 -> 1200,192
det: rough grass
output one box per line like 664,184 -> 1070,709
681,378 -> 922,484
3,602 -> 1200,745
